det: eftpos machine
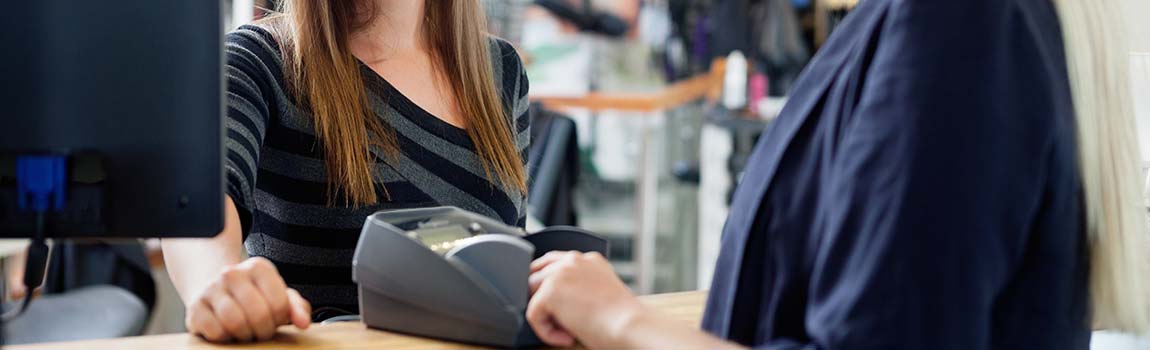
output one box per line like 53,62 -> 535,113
353,207 -> 607,348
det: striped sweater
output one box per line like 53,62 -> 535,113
224,24 -> 530,316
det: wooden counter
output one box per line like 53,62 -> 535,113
11,291 -> 709,350
531,59 -> 726,113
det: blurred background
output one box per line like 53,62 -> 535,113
2,0 -> 1148,347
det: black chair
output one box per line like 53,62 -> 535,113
3,285 -> 148,344
43,241 -> 157,312
528,104 -> 580,227
3,241 -> 155,345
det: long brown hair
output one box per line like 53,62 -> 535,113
264,0 -> 526,206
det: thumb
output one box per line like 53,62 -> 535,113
286,288 -> 312,330
526,287 -> 576,347
538,317 -> 576,347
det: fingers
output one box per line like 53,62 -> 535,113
286,288 -> 312,330
206,283 -> 255,342
583,251 -> 607,263
528,259 -> 569,295
187,299 -> 229,342
186,258 -> 312,344
222,266 -> 278,341
244,258 -> 292,326
528,263 -> 552,295
525,283 -> 576,347
530,251 -> 576,273
529,251 -> 585,294
527,250 -> 633,348
538,317 -> 576,347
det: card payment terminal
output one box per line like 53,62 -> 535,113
352,207 -> 608,348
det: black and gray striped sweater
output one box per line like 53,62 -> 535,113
224,24 -> 530,316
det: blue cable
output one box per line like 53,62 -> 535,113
2,155 -> 66,321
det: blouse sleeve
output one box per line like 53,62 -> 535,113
766,1 -> 1072,349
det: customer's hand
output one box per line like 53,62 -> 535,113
185,257 -> 311,343
526,251 -> 645,348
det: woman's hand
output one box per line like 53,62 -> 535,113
184,257 -> 312,343
165,197 -> 309,343
525,251 -> 645,348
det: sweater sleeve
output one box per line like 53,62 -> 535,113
223,25 -> 281,236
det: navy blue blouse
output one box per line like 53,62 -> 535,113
701,0 -> 1091,349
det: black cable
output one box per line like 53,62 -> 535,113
1,211 -> 49,322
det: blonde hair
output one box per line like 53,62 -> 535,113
1054,0 -> 1150,334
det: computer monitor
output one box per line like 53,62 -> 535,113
0,0 -> 224,239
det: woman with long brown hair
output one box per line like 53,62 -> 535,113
161,0 -> 530,342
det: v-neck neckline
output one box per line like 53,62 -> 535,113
356,60 -> 474,146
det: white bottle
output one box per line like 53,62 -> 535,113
723,51 -> 748,110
